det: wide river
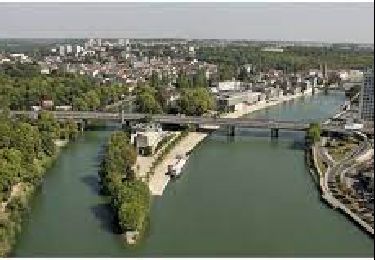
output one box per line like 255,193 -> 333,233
14,92 -> 374,257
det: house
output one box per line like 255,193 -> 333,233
55,105 -> 72,111
41,97 -> 54,110
40,68 -> 50,75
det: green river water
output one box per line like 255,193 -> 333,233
13,92 -> 374,257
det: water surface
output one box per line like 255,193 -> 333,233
14,92 -> 374,257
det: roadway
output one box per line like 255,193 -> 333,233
9,110 -> 316,131
9,110 -> 373,134
320,134 -> 374,235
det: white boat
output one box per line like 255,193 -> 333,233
167,154 -> 188,177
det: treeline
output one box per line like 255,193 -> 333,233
135,71 -> 215,116
72,83 -> 129,111
0,110 -> 79,256
99,131 -> 150,241
196,46 -> 374,80
0,63 -> 129,111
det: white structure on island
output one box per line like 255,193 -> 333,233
130,123 -> 164,156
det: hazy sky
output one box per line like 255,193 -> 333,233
0,2 -> 373,43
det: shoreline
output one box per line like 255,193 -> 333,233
311,143 -> 374,236
147,88 -> 318,196
0,141 -> 68,257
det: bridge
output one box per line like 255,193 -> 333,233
9,110 -> 371,137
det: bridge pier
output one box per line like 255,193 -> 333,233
77,120 -> 85,132
271,128 -> 279,138
228,125 -> 236,136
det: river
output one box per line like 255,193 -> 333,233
14,92 -> 374,257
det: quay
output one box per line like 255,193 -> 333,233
312,140 -> 374,236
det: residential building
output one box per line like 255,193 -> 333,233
359,70 -> 374,122
217,91 -> 261,113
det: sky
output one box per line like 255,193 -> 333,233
0,2 -> 374,43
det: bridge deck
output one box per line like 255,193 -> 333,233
10,110 -> 372,133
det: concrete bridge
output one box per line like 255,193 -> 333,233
9,110 -> 369,137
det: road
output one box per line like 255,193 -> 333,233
319,134 -> 374,235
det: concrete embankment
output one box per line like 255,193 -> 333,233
221,88 -> 314,119
148,132 -> 207,196
312,143 -> 374,236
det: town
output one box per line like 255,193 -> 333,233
0,36 -> 374,255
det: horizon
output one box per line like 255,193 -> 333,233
0,2 -> 374,43
0,38 -> 374,45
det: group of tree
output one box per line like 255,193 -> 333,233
135,71 -> 214,116
99,131 -> 150,236
196,45 -> 374,81
72,83 -> 129,111
0,110 -> 79,256
307,123 -> 322,144
0,63 -> 129,111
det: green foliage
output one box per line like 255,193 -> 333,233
178,88 -> 215,116
0,70 -> 94,110
117,180 -> 150,232
0,108 -> 80,256
0,64 -> 129,111
135,86 -> 162,114
196,45 -> 374,79
147,131 -> 188,177
99,131 -> 150,235
307,123 -> 321,143
0,183 -> 34,257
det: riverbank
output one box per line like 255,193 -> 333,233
146,88 -> 318,196
311,142 -> 374,236
221,88 -> 315,119
148,132 -> 207,196
0,146 -> 62,257
14,92 -> 373,257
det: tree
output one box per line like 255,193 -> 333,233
178,88 -> 215,116
37,111 -> 60,139
193,69 -> 208,88
307,123 -> 321,143
150,71 -> 160,89
0,149 -> 23,198
135,87 -> 162,114
98,131 -> 150,236
176,71 -> 191,89
11,123 -> 41,163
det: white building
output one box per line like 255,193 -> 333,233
216,81 -> 244,92
261,47 -> 284,53
40,68 -> 50,74
359,70 -> 374,122
348,70 -> 364,82
59,46 -> 65,56
76,45 -> 83,54
96,38 -> 102,47
217,91 -> 262,113
118,39 -> 125,46
66,45 -> 73,53
130,123 -> 164,156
